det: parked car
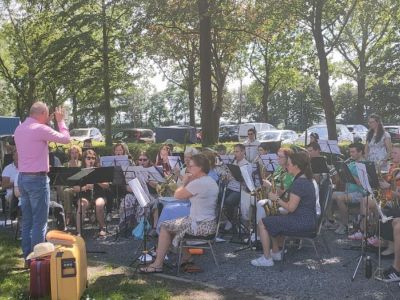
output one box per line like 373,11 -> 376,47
346,124 -> 368,143
384,126 -> 400,143
258,130 -> 298,144
70,127 -> 104,142
297,124 -> 354,145
238,122 -> 276,142
113,128 -> 155,143
219,124 -> 239,142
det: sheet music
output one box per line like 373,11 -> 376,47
260,154 -> 279,172
147,166 -> 166,183
318,140 -> 341,155
355,162 -> 372,194
100,155 -> 130,167
219,155 -> 234,164
168,155 -> 182,169
240,165 -> 256,192
122,166 -> 145,183
128,178 -> 151,208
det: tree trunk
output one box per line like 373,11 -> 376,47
72,93 -> 78,128
355,54 -> 366,123
261,83 -> 269,122
188,61 -> 196,127
27,66 -> 36,108
102,0 -> 112,146
198,0 -> 215,146
313,1 -> 337,140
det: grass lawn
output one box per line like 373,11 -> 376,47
0,230 -> 172,300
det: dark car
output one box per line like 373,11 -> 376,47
219,125 -> 239,142
384,126 -> 400,143
113,128 -> 155,143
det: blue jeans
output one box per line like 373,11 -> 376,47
19,174 -> 50,259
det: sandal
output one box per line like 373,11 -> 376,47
99,228 -> 107,237
139,265 -> 163,274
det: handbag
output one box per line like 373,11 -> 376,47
132,217 -> 151,240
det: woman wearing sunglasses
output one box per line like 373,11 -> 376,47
74,149 -> 109,237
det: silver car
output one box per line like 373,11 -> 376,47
258,130 -> 298,144
346,124 -> 368,143
297,124 -> 354,145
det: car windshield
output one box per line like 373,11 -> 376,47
259,131 -> 280,140
386,127 -> 399,134
70,129 -> 90,137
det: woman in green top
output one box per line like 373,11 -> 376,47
256,148 -> 294,222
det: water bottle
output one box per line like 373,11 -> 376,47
365,256 -> 372,279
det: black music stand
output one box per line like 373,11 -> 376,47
311,157 -> 330,174
226,164 -> 250,245
49,167 -> 81,186
68,167 -> 115,237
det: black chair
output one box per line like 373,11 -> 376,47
281,177 -> 333,266
177,186 -> 227,274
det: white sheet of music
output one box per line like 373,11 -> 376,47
318,140 -> 341,155
260,154 -> 279,172
168,155 -> 182,169
100,155 -> 130,167
128,178 -> 150,208
219,155 -> 234,164
240,165 -> 256,193
147,166 -> 166,183
355,162 -> 372,194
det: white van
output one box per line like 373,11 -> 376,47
238,122 -> 276,142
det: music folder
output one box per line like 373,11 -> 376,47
67,166 -> 115,186
311,157 -> 330,174
333,161 -> 357,185
226,164 -> 244,183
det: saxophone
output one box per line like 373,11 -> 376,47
255,161 -> 279,216
386,167 -> 400,208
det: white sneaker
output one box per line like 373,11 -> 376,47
335,224 -> 347,235
270,250 -> 282,261
251,255 -> 274,267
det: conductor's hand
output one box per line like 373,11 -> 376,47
54,106 -> 66,123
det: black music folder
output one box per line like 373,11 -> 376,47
49,167 -> 81,186
67,166 -> 115,186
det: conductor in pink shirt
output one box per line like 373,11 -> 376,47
14,102 -> 71,261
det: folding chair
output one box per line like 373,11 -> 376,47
177,184 -> 227,274
281,177 -> 333,267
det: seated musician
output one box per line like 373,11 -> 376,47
119,151 -> 159,234
61,145 -> 82,225
378,144 -> 400,255
381,217 -> 400,282
251,152 -> 316,267
222,144 -> 250,233
1,149 -> 18,210
113,142 -> 133,162
140,154 -> 219,273
257,148 -> 294,222
74,149 -> 109,237
332,143 -> 370,236
155,144 -> 172,176
175,147 -> 199,186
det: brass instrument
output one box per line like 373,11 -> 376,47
385,167 -> 400,208
156,173 -> 178,197
255,161 -> 280,216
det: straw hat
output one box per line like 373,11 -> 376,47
26,242 -> 55,260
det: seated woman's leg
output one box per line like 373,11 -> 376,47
152,207 -> 159,229
76,198 -> 89,235
258,220 -> 271,257
149,226 -> 173,268
95,197 -> 106,230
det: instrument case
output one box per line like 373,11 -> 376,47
30,256 -> 51,299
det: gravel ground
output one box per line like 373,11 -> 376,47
85,222 -> 400,300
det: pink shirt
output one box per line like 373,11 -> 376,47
14,117 -> 71,173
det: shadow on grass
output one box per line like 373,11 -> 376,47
84,273 -> 171,300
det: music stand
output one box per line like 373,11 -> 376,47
49,167 -> 81,186
67,167 -> 115,237
128,178 -> 154,269
226,164 -> 252,246
260,154 -> 279,173
319,140 -> 341,165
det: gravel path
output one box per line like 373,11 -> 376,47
85,224 -> 400,300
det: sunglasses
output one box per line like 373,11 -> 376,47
85,156 -> 96,160
138,158 -> 148,161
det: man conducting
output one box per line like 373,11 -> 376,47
15,102 -> 70,263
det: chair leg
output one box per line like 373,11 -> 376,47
280,237 -> 287,272
310,239 -> 319,258
177,241 -> 183,274
321,234 -> 330,254
209,242 -> 219,267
